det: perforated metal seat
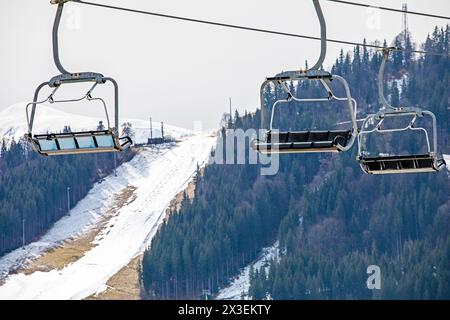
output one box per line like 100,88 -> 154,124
252,130 -> 352,154
28,130 -> 132,156
359,154 -> 445,174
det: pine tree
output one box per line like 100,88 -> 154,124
140,27 -> 450,301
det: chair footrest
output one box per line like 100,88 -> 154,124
267,130 -> 351,145
359,154 -> 441,174
252,130 -> 352,154
251,140 -> 343,154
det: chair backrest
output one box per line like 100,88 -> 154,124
29,130 -> 130,156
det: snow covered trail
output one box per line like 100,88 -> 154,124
0,134 -> 215,300
216,243 -> 279,300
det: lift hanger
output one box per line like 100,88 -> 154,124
26,0 -> 132,156
251,0 -> 357,154
357,48 -> 446,174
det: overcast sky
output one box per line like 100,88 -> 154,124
0,0 -> 449,129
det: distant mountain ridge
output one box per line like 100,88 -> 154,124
0,102 -> 192,145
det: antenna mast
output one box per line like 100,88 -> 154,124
402,3 -> 409,43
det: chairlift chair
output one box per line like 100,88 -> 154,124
251,0 -> 358,154
26,0 -> 132,156
357,48 -> 446,174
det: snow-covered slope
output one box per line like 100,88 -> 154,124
0,102 -> 191,145
216,242 -> 279,300
444,155 -> 450,172
0,134 -> 215,300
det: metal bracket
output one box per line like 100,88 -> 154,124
268,69 -> 332,81
49,72 -> 105,87
50,0 -> 72,5
373,107 -> 425,121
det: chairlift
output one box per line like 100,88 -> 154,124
26,0 -> 132,156
251,0 -> 357,154
357,48 -> 446,174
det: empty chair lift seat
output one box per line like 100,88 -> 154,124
253,130 -> 352,154
29,130 -> 132,156
359,154 -> 445,174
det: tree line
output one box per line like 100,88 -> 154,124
0,133 -> 134,257
141,26 -> 450,300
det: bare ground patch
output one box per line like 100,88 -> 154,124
3,158 -> 204,299
19,186 -> 138,275
89,169 -> 203,300
86,256 -> 142,300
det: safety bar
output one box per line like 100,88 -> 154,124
27,75 -> 119,135
260,74 -> 357,152
358,109 -> 438,158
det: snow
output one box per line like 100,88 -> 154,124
444,154 -> 450,171
0,134 -> 216,300
0,144 -> 169,278
0,102 -> 191,145
391,73 -> 409,97
216,242 -> 279,300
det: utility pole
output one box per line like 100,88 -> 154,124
114,153 -> 117,177
228,97 -> 233,129
22,218 -> 25,247
202,289 -> 211,301
150,117 -> 153,140
67,187 -> 71,212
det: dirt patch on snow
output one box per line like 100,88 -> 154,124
89,169 -> 204,300
20,186 -> 138,275
86,256 -> 142,300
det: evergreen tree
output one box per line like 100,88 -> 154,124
0,134 -> 135,256
141,27 -> 450,300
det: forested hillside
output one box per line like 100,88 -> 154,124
0,137 -> 134,256
142,27 -> 449,300
249,27 -> 450,300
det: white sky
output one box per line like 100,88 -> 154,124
0,0 -> 449,129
